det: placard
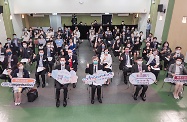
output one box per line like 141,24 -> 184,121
82,70 -> 114,85
173,75 -> 187,81
20,58 -> 29,63
1,78 -> 35,88
129,72 -> 156,85
0,55 -> 4,62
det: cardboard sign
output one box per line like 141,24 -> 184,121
51,69 -> 78,84
1,78 -> 35,88
129,72 -> 156,85
173,75 -> 187,81
82,70 -> 114,85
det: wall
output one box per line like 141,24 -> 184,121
13,0 -> 149,14
62,14 -> 138,26
154,0 -> 169,42
167,0 -> 187,55
0,14 -> 7,45
0,0 -> 14,38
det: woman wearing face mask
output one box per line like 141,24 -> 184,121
112,37 -> 122,57
100,49 -> 112,84
160,42 -> 172,70
55,36 -> 63,56
146,49 -> 160,84
95,41 -> 106,59
168,57 -> 187,99
8,62 -> 30,106
68,39 -> 76,54
169,46 -> 184,66
142,42 -> 152,61
22,32 -> 30,42
38,35 -> 46,47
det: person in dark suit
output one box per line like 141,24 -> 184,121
169,46 -> 184,65
0,42 -> 6,73
44,41 -> 55,73
119,47 -> 134,84
65,50 -> 78,88
4,38 -> 16,55
0,48 -> 18,82
85,56 -> 103,104
150,37 -> 161,49
131,56 -> 150,101
48,56 -> 70,107
8,62 -> 30,105
20,41 -> 33,62
33,49 -> 48,88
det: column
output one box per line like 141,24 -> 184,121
49,15 -> 62,31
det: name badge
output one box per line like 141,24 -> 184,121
73,60 -> 75,63
11,59 -> 14,61
28,50 -> 30,52
43,60 -> 46,62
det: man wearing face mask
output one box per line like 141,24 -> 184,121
38,35 -> 46,47
33,49 -> 48,88
170,46 -> 184,65
0,48 -> 18,81
119,47 -> 134,84
12,34 -> 20,56
20,41 -> 33,62
150,37 -> 161,49
131,57 -> 149,101
85,56 -> 104,104
48,56 -> 70,107
168,57 -> 187,99
146,49 -> 160,84
44,41 -> 55,73
4,38 -> 16,53
65,50 -> 78,88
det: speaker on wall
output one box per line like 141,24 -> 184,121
158,4 -> 163,12
0,6 -> 3,14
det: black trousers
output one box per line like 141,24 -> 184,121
0,74 -> 11,82
48,61 -> 54,73
151,69 -> 160,79
123,66 -> 132,82
91,85 -> 101,100
134,85 -> 148,97
35,70 -> 46,85
55,81 -> 68,100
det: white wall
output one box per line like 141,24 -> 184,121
8,0 -> 24,38
0,14 -> 7,45
138,1 -> 152,37
154,0 -> 169,42
49,15 -> 62,31
13,0 -> 149,14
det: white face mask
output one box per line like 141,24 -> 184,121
176,61 -> 181,65
176,50 -> 181,53
47,45 -> 50,48
153,52 -> 157,55
23,44 -> 27,48
137,61 -> 143,65
68,53 -> 72,57
60,61 -> 65,65
19,66 -> 24,70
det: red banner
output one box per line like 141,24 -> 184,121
173,75 -> 187,81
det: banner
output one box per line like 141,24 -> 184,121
82,70 -> 114,85
1,78 -> 36,88
164,77 -> 187,83
173,75 -> 187,81
129,72 -> 156,85
51,69 -> 78,84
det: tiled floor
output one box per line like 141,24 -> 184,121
0,40 -> 187,122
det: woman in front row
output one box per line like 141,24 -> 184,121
8,62 -> 30,106
168,57 -> 187,99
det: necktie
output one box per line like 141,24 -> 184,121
138,65 -> 142,72
94,66 -> 97,73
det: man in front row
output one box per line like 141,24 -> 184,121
48,56 -> 70,108
85,56 -> 103,104
131,56 -> 149,101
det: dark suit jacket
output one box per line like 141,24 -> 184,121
20,47 -> 33,59
33,55 -> 48,70
12,68 -> 30,78
3,55 -> 18,70
4,42 -> 16,52
54,64 -> 70,87
170,52 -> 184,65
85,63 -> 103,75
0,48 -> 6,56
131,63 -> 149,73
119,53 -> 134,70
168,63 -> 187,78
65,55 -> 78,71
150,41 -> 161,49
44,47 -> 55,63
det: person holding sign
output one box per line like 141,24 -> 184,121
131,57 -> 150,101
100,48 -> 112,85
0,48 -> 18,82
8,62 -> 30,106
48,56 -> 70,107
85,56 -> 104,104
33,49 -> 48,88
44,41 -> 55,73
119,47 -> 134,84
168,57 -> 187,99
65,50 -> 78,88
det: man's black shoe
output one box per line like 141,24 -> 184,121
98,98 -> 102,103
63,100 -> 67,107
91,100 -> 94,104
73,83 -> 76,88
56,99 -> 60,108
133,95 -> 137,100
42,84 -> 45,88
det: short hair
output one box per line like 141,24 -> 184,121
17,62 -> 23,67
22,41 -> 27,44
136,56 -> 143,60
38,49 -> 44,52
153,37 -> 157,40
175,46 -> 182,49
92,56 -> 98,60
0,42 -> 2,45
60,56 -> 65,59
140,31 -> 143,33
175,57 -> 182,60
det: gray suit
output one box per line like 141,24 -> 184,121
168,63 -> 187,78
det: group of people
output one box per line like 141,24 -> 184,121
0,22 -> 186,108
